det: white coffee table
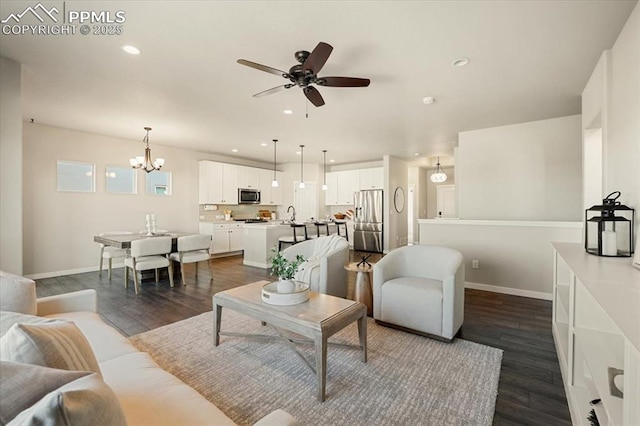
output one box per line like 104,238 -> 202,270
212,280 -> 367,402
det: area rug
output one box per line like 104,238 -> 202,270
130,310 -> 502,425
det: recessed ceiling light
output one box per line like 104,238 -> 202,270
122,45 -> 140,55
451,58 -> 469,67
329,159 -> 335,163
231,149 -> 238,153
283,109 -> 293,115
296,151 -> 301,155
422,97 -> 435,105
260,142 -> 268,146
414,152 -> 420,156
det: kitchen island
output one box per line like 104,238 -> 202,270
242,222 -> 294,268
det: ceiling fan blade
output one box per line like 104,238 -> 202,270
317,77 -> 371,87
302,42 -> 333,75
253,84 -> 294,97
237,59 -> 290,78
303,86 -> 325,107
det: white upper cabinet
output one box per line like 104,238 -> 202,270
258,169 -> 282,206
325,170 -> 359,206
325,172 -> 340,205
338,169 -> 360,205
237,166 -> 260,189
359,167 -> 383,190
324,167 -> 384,206
198,161 -> 238,204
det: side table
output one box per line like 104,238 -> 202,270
344,262 -> 375,316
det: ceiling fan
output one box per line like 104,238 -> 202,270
237,42 -> 370,107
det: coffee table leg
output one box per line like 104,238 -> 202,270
315,333 -> 328,402
358,310 -> 368,363
213,303 -> 222,346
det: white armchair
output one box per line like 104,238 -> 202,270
373,245 -> 465,341
281,234 -> 349,298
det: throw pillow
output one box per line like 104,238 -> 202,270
0,361 -> 90,424
0,321 -> 102,378
0,311 -> 59,338
0,271 -> 36,315
8,373 -> 127,426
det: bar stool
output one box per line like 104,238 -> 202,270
278,223 -> 308,251
311,221 -> 330,239
334,221 -> 348,241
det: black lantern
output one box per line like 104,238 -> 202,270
585,191 -> 635,257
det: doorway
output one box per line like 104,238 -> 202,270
294,181 -> 317,221
436,184 -> 457,218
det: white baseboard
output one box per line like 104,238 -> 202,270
26,266 -> 103,280
465,281 -> 552,301
242,260 -> 269,269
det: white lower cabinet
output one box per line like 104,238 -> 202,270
552,243 -> 639,425
200,222 -> 243,255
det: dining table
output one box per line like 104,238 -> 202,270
94,232 -> 188,250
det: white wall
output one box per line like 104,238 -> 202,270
383,155 -> 408,252
419,220 -> 582,297
458,115 -> 582,221
0,57 -> 23,274
22,123 -> 272,277
582,3 -> 639,243
606,4 -> 639,240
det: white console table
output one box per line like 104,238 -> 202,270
552,242 -> 640,425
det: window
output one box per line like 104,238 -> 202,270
57,161 -> 95,192
106,166 -> 137,194
146,171 -> 171,196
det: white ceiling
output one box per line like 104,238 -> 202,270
0,1 -> 636,166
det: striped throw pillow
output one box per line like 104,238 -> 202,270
0,321 -> 102,377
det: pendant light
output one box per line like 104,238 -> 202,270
299,145 -> 305,189
321,149 -> 328,191
271,139 -> 279,187
130,127 -> 164,173
430,156 -> 447,183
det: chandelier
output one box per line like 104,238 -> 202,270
130,127 -> 164,173
430,156 -> 447,183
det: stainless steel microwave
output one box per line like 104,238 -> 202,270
238,188 -> 260,204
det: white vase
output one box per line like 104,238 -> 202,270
277,279 -> 296,293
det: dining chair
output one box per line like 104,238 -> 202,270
124,237 -> 174,295
169,234 -> 212,285
98,231 -> 134,280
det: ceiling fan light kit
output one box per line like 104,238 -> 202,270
238,42 -> 370,107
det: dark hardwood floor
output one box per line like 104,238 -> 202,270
35,252 -> 571,426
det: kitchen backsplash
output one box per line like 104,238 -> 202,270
199,204 -> 277,221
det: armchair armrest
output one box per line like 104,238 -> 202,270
36,289 -> 97,316
319,246 -> 349,298
253,409 -> 298,426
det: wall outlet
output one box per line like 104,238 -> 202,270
472,259 -> 479,269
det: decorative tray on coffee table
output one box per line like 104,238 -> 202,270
262,281 -> 310,306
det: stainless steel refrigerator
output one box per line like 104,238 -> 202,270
353,189 -> 383,253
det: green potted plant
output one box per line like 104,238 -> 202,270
269,248 -> 305,293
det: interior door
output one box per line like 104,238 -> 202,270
294,181 -> 317,221
436,184 -> 457,218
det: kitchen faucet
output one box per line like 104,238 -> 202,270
286,205 -> 296,222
